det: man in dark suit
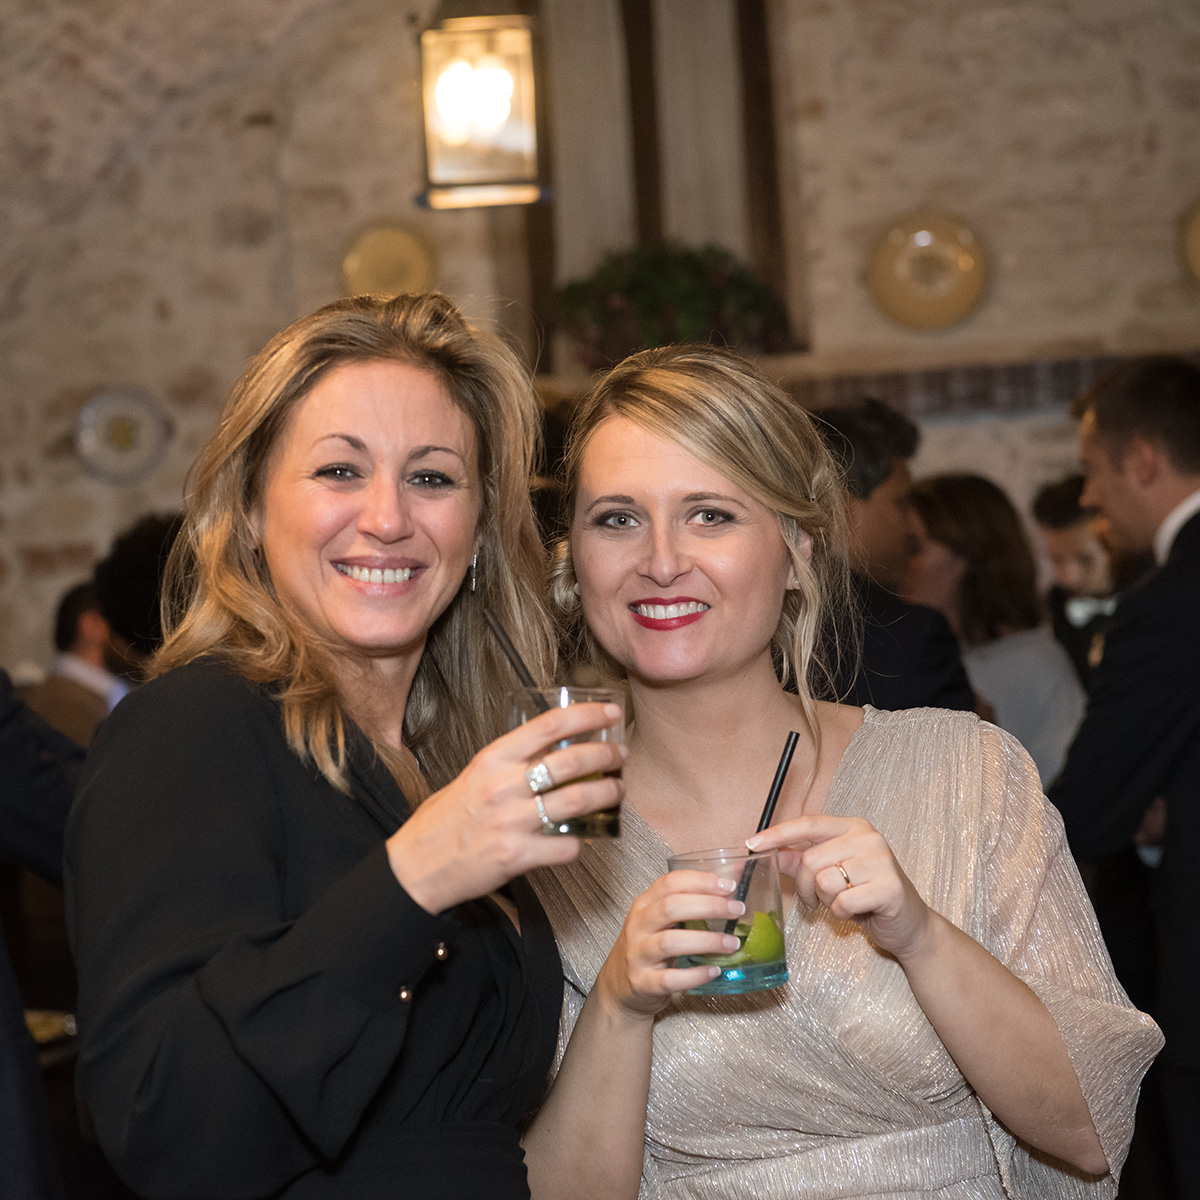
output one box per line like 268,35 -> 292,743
1048,356 -> 1200,1197
0,668 -> 81,1200
817,399 -> 974,711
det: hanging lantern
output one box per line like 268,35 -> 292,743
419,3 -> 545,209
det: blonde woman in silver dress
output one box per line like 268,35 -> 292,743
529,345 -> 1161,1200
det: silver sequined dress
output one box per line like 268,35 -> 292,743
532,707 -> 1162,1199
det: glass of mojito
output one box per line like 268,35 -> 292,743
667,846 -> 788,995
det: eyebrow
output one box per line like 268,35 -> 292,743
682,491 -> 741,504
409,443 -> 466,461
317,434 -> 466,462
581,490 -> 744,513
321,433 -> 368,453
582,493 -> 637,512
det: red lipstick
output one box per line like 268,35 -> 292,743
628,597 -> 710,630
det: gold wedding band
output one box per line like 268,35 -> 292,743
835,861 -> 853,890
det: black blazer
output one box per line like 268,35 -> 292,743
838,575 -> 975,712
66,659 -> 563,1200
0,669 -> 80,1200
1049,511 -> 1200,1068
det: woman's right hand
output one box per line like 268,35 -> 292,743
385,702 -> 627,914
594,871 -> 746,1020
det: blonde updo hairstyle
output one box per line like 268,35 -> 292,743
154,292 -> 555,798
550,344 -> 855,747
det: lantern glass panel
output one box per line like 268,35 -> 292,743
421,17 -> 538,189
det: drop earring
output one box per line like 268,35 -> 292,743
471,553 -> 478,593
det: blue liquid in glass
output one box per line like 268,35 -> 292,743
677,956 -> 788,996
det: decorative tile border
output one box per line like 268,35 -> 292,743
779,350 -> 1200,416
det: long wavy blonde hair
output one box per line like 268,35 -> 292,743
154,293 -> 555,798
549,344 -> 856,755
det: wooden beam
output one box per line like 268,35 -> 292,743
525,2 -> 557,371
619,0 -> 664,244
736,0 -> 785,298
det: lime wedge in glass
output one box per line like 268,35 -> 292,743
741,910 -> 785,964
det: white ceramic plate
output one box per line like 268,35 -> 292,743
75,385 -> 172,485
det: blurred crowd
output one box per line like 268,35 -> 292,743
2,351 -> 1197,1200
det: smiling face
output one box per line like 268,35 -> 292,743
571,417 -> 796,687
255,359 -> 480,684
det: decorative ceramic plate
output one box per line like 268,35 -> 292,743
867,212 -> 989,331
342,225 -> 435,296
1179,198 -> 1200,285
75,386 -> 172,485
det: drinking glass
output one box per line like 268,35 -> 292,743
506,686 -> 624,838
667,846 -> 788,995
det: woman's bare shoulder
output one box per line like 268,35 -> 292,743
809,698 -> 867,762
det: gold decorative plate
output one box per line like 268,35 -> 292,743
867,212 -> 989,331
342,225 -> 435,297
1179,198 -> 1200,285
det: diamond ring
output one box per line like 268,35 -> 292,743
525,761 -> 555,795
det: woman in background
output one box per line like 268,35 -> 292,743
532,344 -> 1160,1199
903,472 -> 1086,784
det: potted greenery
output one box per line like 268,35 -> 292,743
556,241 -> 790,371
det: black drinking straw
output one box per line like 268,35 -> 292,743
484,607 -> 550,712
723,730 -> 800,933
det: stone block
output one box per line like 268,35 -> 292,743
1163,76 -> 1200,111
1135,279 -> 1200,313
19,543 -> 95,577
166,366 -> 222,409
214,206 -> 274,247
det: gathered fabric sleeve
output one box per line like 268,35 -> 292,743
65,665 -> 457,1200
970,723 -> 1163,1198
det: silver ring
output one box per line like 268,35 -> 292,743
535,794 -> 559,834
525,760 -> 555,795
835,861 -> 852,890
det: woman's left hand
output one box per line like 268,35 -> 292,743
747,816 -> 934,962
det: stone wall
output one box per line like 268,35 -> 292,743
2,0 -> 1199,671
0,0 -> 482,673
775,0 -> 1200,356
